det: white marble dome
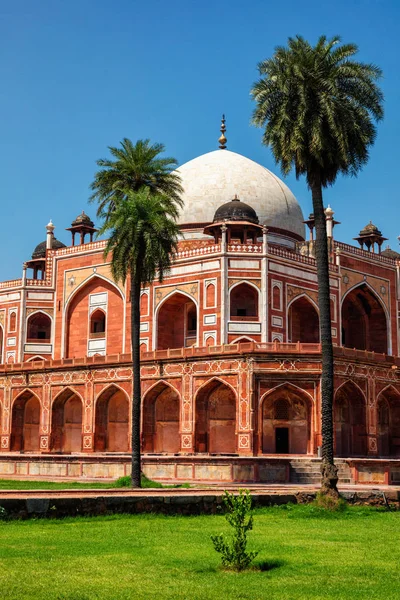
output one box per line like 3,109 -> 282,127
175,149 -> 305,239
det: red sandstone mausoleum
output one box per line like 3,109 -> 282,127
1,133 -> 400,485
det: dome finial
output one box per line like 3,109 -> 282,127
218,114 -> 227,149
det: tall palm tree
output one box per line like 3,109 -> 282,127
251,35 -> 383,496
99,188 -> 181,487
90,138 -> 183,220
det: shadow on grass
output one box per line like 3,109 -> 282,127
257,559 -> 285,572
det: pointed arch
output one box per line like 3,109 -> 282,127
155,291 -> 198,350
260,383 -> 312,454
334,380 -> 367,456
287,294 -> 320,343
194,378 -> 237,454
26,311 -> 52,343
376,385 -> 400,457
50,387 -> 83,453
94,384 -> 129,452
142,381 -> 180,453
341,282 -> 389,354
64,275 -> 124,358
229,282 -> 259,321
26,355 -> 46,362
10,389 -> 41,452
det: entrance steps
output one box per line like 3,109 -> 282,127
289,458 -> 352,484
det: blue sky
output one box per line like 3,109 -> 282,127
1,0 -> 399,280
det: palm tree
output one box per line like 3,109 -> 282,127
99,188 -> 181,487
251,35 -> 383,496
90,138 -> 183,220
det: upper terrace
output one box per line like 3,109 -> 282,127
1,236 -> 398,292
1,342 -> 399,374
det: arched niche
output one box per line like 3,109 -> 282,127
334,382 -> 367,456
9,312 -> 16,332
288,296 -> 320,343
230,283 -> 258,320
10,391 -> 41,452
261,385 -> 311,454
377,387 -> 400,457
26,312 -> 51,343
342,284 -> 388,354
94,386 -> 129,452
156,292 -> 197,350
65,276 -> 123,358
206,283 -> 216,307
90,309 -> 106,335
195,380 -> 237,454
50,389 -> 83,453
142,383 -> 180,453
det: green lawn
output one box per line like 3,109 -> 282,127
0,475 -> 189,490
0,505 -> 399,599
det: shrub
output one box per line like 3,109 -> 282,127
211,489 -> 258,571
314,492 -> 347,512
0,506 -> 7,520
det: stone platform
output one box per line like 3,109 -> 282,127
1,453 -> 400,486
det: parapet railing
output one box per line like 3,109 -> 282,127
1,342 -> 399,373
335,241 -> 397,266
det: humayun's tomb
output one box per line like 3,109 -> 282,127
1,131 -> 400,486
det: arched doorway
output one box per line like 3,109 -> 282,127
288,297 -> 320,343
230,283 -> 259,320
377,387 -> 400,457
157,293 -> 197,350
142,383 -> 180,453
10,391 -> 41,452
261,385 -> 311,454
195,380 -> 237,454
95,386 -> 129,452
51,390 -> 82,453
342,284 -> 388,353
334,382 -> 367,456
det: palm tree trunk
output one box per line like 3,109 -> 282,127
131,269 -> 142,487
310,175 -> 339,497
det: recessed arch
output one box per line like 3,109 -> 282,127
156,291 -> 198,350
94,384 -> 129,452
194,378 -> 237,454
10,389 -> 41,452
376,385 -> 400,457
65,275 -> 124,358
260,383 -> 312,454
334,381 -> 367,456
142,381 -> 180,453
90,308 -> 106,334
229,282 -> 259,321
341,283 -> 388,354
287,295 -> 320,343
26,355 -> 46,362
26,311 -> 52,343
50,388 -> 83,453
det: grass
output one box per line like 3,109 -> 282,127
0,504 -> 399,599
0,474 -> 190,490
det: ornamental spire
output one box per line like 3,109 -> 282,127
218,114 -> 227,149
